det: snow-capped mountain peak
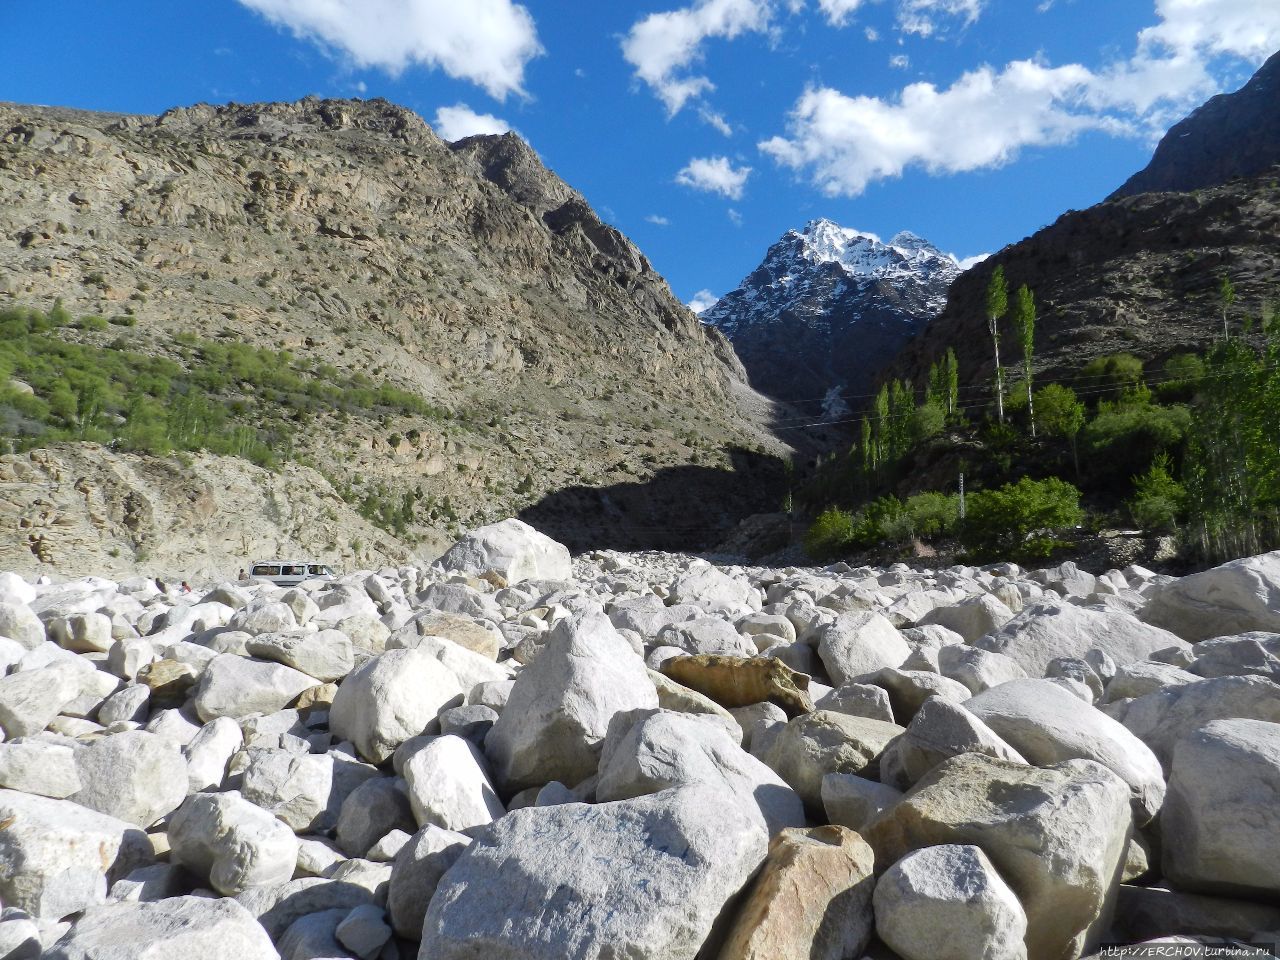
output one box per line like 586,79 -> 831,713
700,217 -> 961,411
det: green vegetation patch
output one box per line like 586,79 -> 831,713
0,304 -> 445,470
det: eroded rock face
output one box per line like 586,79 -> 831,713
421,787 -> 768,960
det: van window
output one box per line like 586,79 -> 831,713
281,565 -> 306,576
252,565 -> 281,577
308,565 -> 331,576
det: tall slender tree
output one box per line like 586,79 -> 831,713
944,348 -> 959,417
985,266 -> 1008,422
1014,283 -> 1037,436
1219,274 -> 1236,339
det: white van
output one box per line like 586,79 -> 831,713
248,561 -> 336,587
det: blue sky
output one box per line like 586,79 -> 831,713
3,1 -> 1278,308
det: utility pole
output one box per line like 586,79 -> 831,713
959,472 -> 966,521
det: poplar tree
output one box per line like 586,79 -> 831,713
944,348 -> 959,417
985,266 -> 1008,422
1014,284 -> 1037,436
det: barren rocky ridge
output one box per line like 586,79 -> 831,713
0,518 -> 1279,958
0,96 -> 789,570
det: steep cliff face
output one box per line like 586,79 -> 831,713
1111,49 -> 1280,199
701,219 -> 960,414
0,96 -> 786,568
890,49 -> 1280,396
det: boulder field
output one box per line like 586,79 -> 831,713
0,524 -> 1279,959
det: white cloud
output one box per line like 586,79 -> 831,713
761,0 -> 1280,197
236,0 -> 541,99
621,0 -> 774,115
433,104 -> 511,141
897,0 -> 985,37
889,53 -> 909,69
815,0 -> 867,27
699,107 -> 735,135
727,207 -> 745,225
676,156 -> 753,199
646,214 -> 672,226
688,289 -> 720,313
864,26 -> 880,41
955,252 -> 990,270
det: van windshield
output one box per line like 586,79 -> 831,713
308,565 -> 332,576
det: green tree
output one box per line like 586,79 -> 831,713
1035,383 -> 1086,474
944,348 -> 959,418
985,266 -> 1008,423
961,476 -> 1083,561
805,507 -> 855,560
1013,284 -> 1036,436
1219,274 -> 1236,339
1129,453 -> 1186,532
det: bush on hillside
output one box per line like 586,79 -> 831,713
804,506 -> 855,560
960,476 -> 1083,561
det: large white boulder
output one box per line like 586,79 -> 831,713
868,754 -> 1132,960
68,730 -> 188,827
168,791 -> 300,895
0,789 -> 151,919
0,602 -> 44,650
873,844 -> 1028,960
975,599 -> 1188,676
0,739 -> 82,798
0,664 -> 82,737
966,679 -> 1167,824
880,696 -> 1026,791
191,654 -> 317,722
760,710 -> 904,811
484,609 -> 658,793
1162,718 -> 1280,899
330,647 -> 464,763
596,708 -> 805,837
815,612 -> 911,686
667,565 -> 756,614
387,825 -> 471,940
421,786 -> 768,960
1120,675 -> 1280,772
438,519 -> 572,584
184,716 -> 244,793
918,594 -> 1016,645
244,630 -> 353,682
1140,551 -> 1280,641
43,896 -> 279,960
239,748 -> 379,833
404,734 -> 506,832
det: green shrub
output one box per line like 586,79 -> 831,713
805,507 -> 855,560
1084,400 -> 1190,485
961,476 -> 1084,561
1128,453 -> 1185,532
1081,353 -> 1144,397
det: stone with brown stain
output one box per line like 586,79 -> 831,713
717,825 -> 876,960
660,655 -> 814,718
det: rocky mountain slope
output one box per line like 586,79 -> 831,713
2,524 -> 1279,958
893,173 -> 1280,393
701,219 -> 961,414
0,97 -> 789,571
1112,49 -> 1280,199
892,53 -> 1280,395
